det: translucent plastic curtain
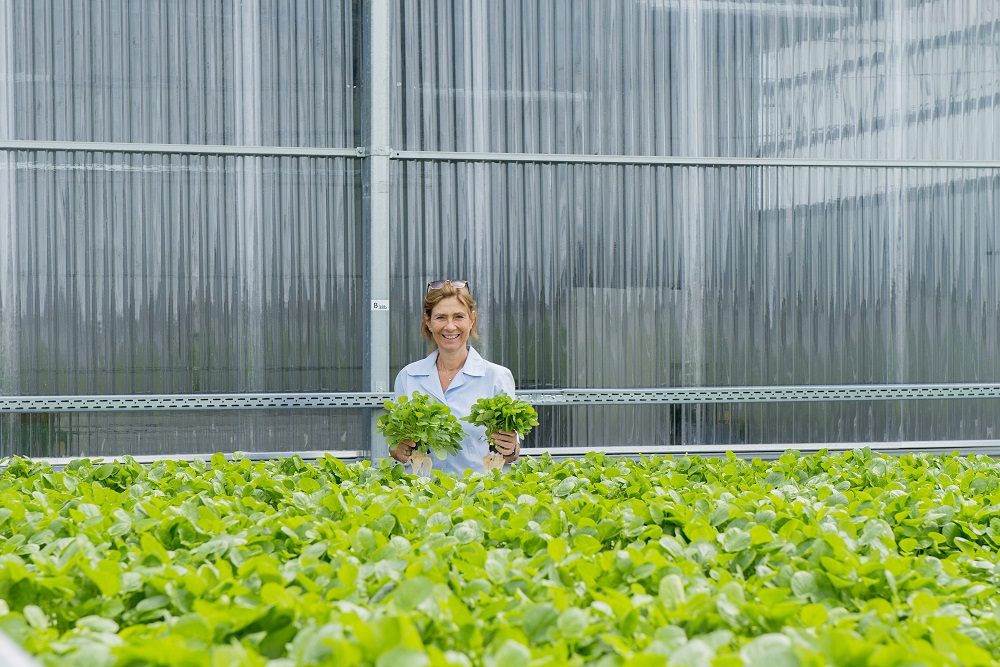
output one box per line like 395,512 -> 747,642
389,0 -> 1000,446
0,1 -> 366,457
9,0 -> 358,147
1,151 -> 365,457
392,0 -> 999,159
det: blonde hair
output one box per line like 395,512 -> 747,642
421,282 -> 479,342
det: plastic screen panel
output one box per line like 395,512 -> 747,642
7,0 -> 360,148
391,0 -> 1000,161
0,150 -> 366,456
389,159 -> 1000,447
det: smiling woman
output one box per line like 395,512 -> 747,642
388,280 -> 521,474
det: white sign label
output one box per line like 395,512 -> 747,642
371,299 -> 389,311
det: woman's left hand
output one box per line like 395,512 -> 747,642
491,430 -> 520,460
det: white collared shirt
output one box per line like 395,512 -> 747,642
392,346 -> 516,475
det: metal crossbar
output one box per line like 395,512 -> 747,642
6,140 -> 1000,170
2,383 -> 1000,412
10,440 -> 1000,471
392,149 -> 1000,169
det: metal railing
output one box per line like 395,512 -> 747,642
4,382 -> 1000,413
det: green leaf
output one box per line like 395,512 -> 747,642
659,574 -> 686,607
392,577 -> 434,611
451,521 -> 484,545
375,648 -> 430,667
84,559 -> 123,597
75,615 -> 120,633
572,534 -> 603,556
790,571 -> 817,597
665,639 -> 715,667
719,527 -> 752,552
557,608 -> 588,639
135,595 -> 170,614
492,640 -> 531,667
520,603 -> 559,643
23,605 -> 49,630
547,536 -> 568,563
739,634 -> 800,667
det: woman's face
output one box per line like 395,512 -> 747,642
425,297 -> 476,353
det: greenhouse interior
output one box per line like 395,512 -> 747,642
2,1 -> 1000,665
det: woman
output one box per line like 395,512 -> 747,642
389,279 -> 520,474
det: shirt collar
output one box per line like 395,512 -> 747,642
406,345 -> 486,377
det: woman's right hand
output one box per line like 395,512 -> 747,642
390,439 -> 417,464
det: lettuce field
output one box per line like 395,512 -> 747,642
1,449 -> 999,666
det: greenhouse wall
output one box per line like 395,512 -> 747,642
1,0 -> 999,458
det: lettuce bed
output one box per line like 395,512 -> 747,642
1,450 -> 999,666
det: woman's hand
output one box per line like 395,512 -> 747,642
390,439 -> 417,464
491,430 -> 520,461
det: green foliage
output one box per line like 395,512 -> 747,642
376,391 -> 464,460
463,393 -> 539,444
1,449 -> 1000,665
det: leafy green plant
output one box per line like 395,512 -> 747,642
463,393 -> 539,471
376,391 -> 464,474
2,448 -> 1000,665
463,393 -> 539,441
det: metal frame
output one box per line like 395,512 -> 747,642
363,0 -> 392,464
3,383 -> 1000,412
3,10 -> 1000,463
10,439 -> 1000,472
2,449 -> 366,469
392,149 -> 1000,169
6,140 -> 1000,170
0,139 -> 359,159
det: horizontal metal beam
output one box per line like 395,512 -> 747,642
3,449 -> 365,470
520,383 -> 1000,404
2,383 -> 1000,413
524,440 -> 1000,461
1,139 -> 360,159
15,440 -> 1000,471
5,141 -> 999,169
393,149 -> 1000,170
0,392 -> 393,412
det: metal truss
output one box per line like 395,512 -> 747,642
3,383 -> 1000,413
11,439 -> 1000,471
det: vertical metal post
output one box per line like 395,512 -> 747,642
364,0 -> 392,462
0,0 -> 20,453
678,0 -> 706,443
233,0 -> 266,451
886,1 -> 909,438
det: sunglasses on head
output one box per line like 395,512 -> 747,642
426,279 -> 469,292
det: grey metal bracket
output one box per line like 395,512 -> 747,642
2,383 -> 1000,413
391,149 -> 1000,170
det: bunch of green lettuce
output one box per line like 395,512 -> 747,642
463,393 -> 538,470
464,393 -> 539,441
376,391 -> 464,474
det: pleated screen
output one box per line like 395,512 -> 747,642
386,0 -> 1000,446
8,0 -> 359,147
389,161 -> 999,445
0,1 -> 365,457
3,0 -> 1000,456
392,0 -> 1000,160
0,151 -> 365,456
